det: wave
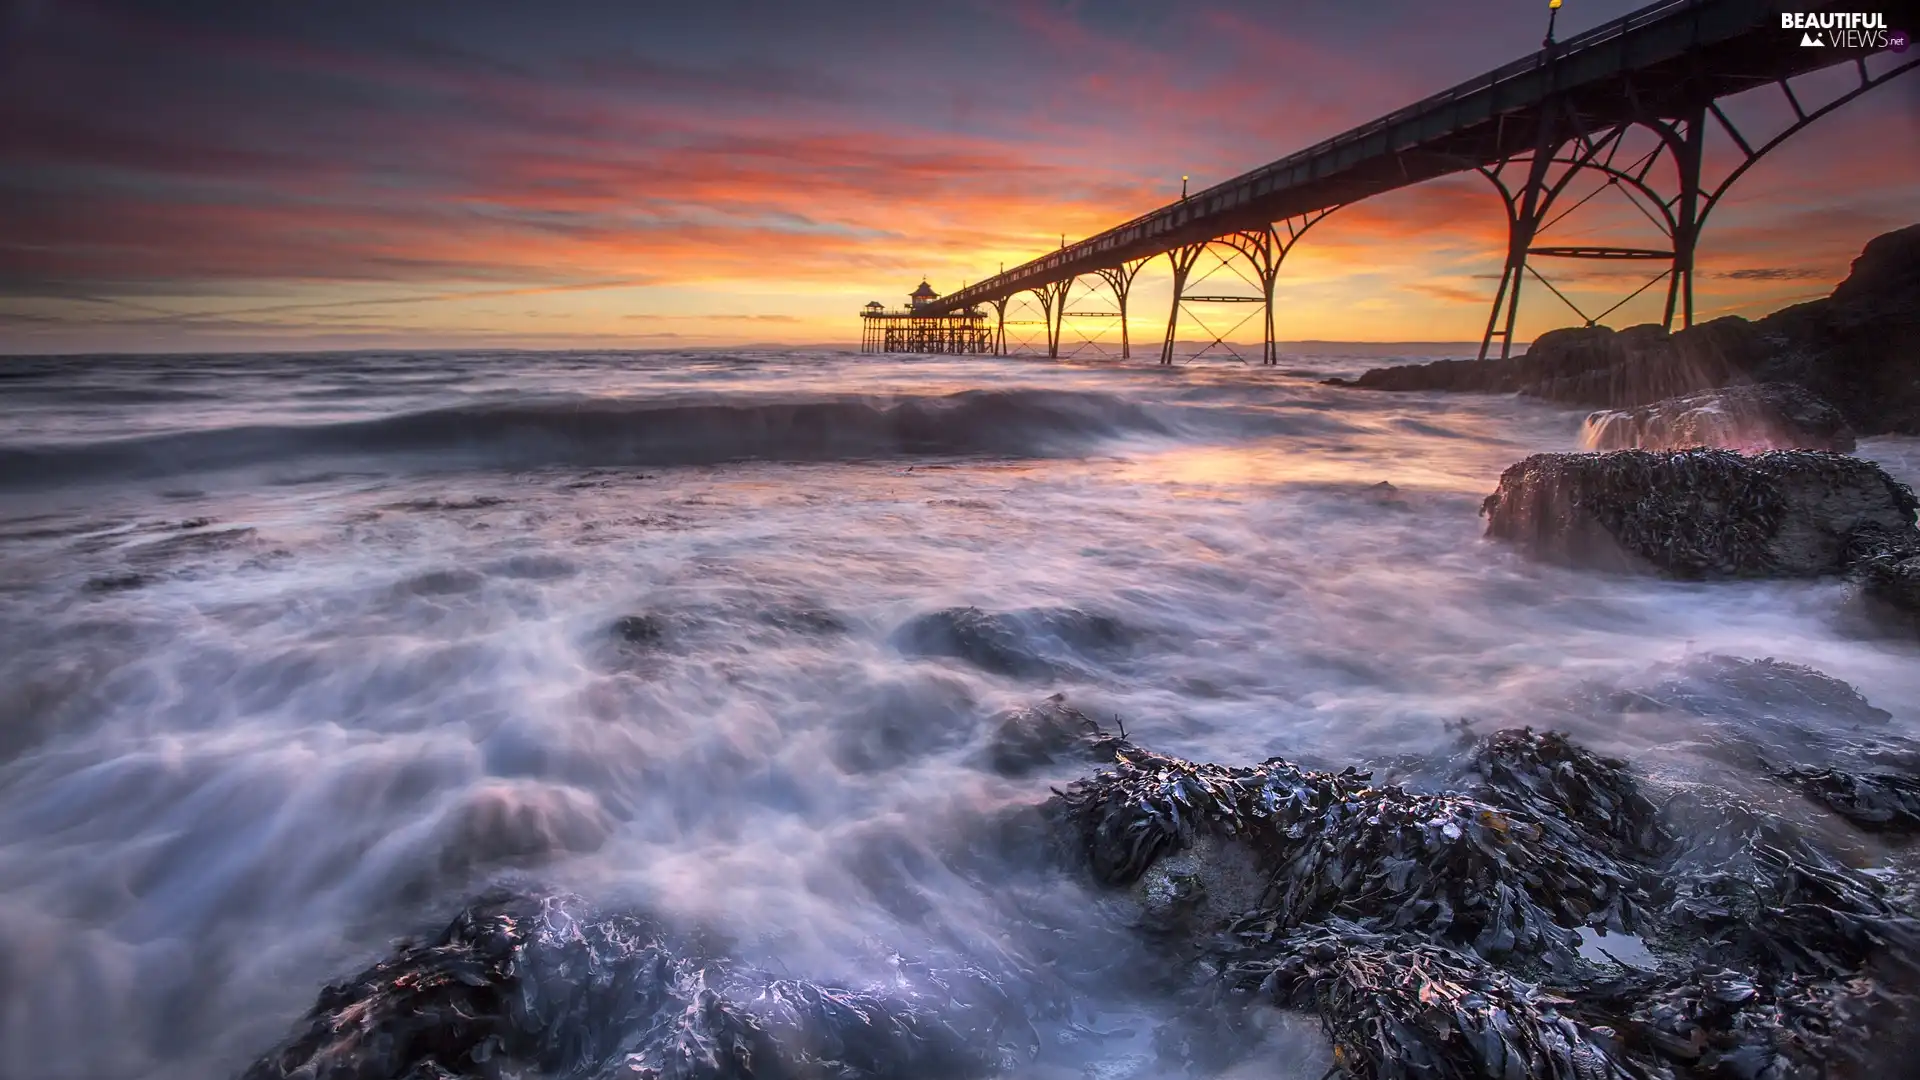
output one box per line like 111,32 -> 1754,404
0,389 -> 1199,488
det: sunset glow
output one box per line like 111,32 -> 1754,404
3,0 -> 1916,352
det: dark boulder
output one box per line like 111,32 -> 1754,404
1480,449 -> 1920,578
1581,382 -> 1858,453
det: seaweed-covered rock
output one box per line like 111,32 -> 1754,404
1847,542 -> 1920,637
1774,766 -> 1920,835
1480,450 -> 1920,578
1050,734 -> 1649,963
1657,789 -> 1920,981
1581,382 -> 1858,453
1217,922 -> 1635,1080
243,890 -> 1031,1080
1461,728 -> 1672,863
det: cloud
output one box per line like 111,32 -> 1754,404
1714,267 -> 1824,281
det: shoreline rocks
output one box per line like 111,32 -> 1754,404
1329,222 -> 1920,437
1480,449 -> 1920,579
1580,381 -> 1857,453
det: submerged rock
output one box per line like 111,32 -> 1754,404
1581,382 -> 1858,453
1480,449 -> 1920,578
984,694 -> 1115,777
610,613 -> 668,646
894,606 -> 1134,680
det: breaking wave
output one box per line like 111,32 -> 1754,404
0,388 -> 1237,488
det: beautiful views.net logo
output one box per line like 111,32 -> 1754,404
1780,11 -> 1905,50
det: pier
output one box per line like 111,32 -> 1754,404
864,0 -> 1914,362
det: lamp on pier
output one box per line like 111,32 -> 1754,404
1544,0 -> 1562,47
1181,174 -> 1189,198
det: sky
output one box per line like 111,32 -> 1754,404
2,0 -> 1916,353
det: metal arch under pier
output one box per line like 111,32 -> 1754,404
897,0 -> 1914,362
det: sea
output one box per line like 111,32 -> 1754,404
1,348 -> 1916,1080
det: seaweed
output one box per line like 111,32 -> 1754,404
1773,765 -> 1920,834
1463,727 -> 1673,864
1214,921 -> 1635,1080
1052,731 -> 1650,965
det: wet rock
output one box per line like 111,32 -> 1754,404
1581,382 -> 1858,453
1656,787 -> 1920,981
1846,540 -> 1920,637
1126,833 -> 1267,941
1480,449 -> 1920,579
82,571 -> 149,593
611,613 -> 668,647
1050,731 -> 1650,964
898,607 -> 1056,678
895,606 -> 1134,680
1215,923 -> 1636,1080
1585,654 -> 1895,734
1325,317 -> 1765,409
984,695 -> 1111,777
1049,721 -> 1920,1078
244,890 -> 1029,1080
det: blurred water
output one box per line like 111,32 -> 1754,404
0,349 -> 1915,1080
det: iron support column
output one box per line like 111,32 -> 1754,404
1663,104 -> 1706,332
1160,244 -> 1204,365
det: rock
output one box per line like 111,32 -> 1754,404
1754,222 -> 1920,435
985,695 -> 1110,776
1580,382 -> 1857,453
1126,834 -> 1267,940
1332,223 -> 1920,433
1055,726 -> 1920,1080
894,606 -> 1134,680
1479,449 -> 1920,578
1850,546 -> 1920,635
611,613 -> 667,646
1325,317 -> 1766,408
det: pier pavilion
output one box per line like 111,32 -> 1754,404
859,280 -> 994,354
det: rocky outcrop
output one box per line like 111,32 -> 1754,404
1580,381 -> 1857,453
1753,222 -> 1920,436
1326,316 -> 1767,408
1479,449 -> 1919,578
1053,723 -> 1920,1080
1331,223 -> 1920,434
